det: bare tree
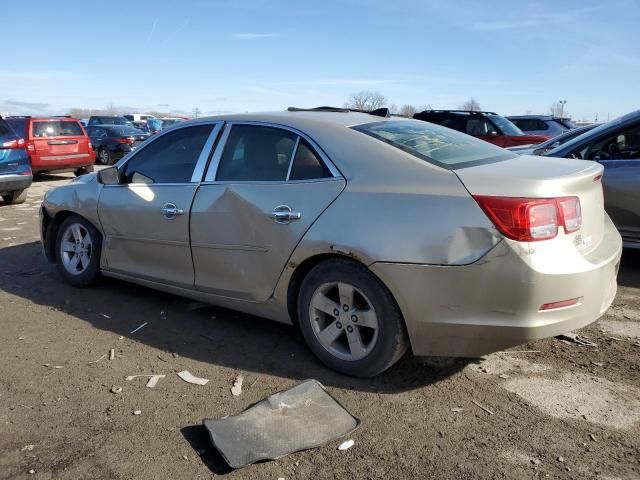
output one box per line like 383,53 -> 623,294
104,102 -> 117,115
344,91 -> 387,111
459,97 -> 481,112
549,101 -> 569,119
398,104 -> 418,117
192,106 -> 201,118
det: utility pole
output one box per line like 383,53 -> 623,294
559,100 -> 567,119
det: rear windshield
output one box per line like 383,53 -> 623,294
352,120 -> 515,169
5,118 -> 27,138
487,115 -> 523,136
107,126 -> 144,136
32,121 -> 84,137
0,118 -> 14,137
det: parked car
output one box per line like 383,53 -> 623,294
6,116 -> 95,176
86,125 -> 151,165
507,115 -> 576,137
542,110 -> 640,248
508,124 -> 599,155
123,114 -> 156,123
88,116 -> 132,126
0,115 -> 32,204
146,118 -> 163,134
40,109 -> 621,377
160,117 -> 185,129
130,121 -> 154,135
413,110 -> 550,147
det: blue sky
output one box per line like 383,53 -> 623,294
1,0 -> 638,121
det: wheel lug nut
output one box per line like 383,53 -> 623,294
333,309 -> 340,316
343,304 -> 349,311
336,322 -> 342,329
347,325 -> 353,333
351,315 -> 357,322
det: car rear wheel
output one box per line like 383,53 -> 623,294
98,147 -> 112,165
297,259 -> 409,377
55,215 -> 102,287
2,189 -> 28,205
74,165 -> 94,177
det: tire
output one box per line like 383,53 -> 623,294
55,215 -> 102,287
74,165 -> 94,177
2,189 -> 28,204
98,147 -> 112,165
297,259 -> 409,377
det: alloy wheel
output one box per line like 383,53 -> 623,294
309,281 -> 379,361
60,223 -> 93,275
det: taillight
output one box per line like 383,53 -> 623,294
26,141 -> 35,153
117,137 -> 134,145
474,196 -> 581,242
558,197 -> 581,233
1,138 -> 24,149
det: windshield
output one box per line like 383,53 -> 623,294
547,111 -> 640,156
352,120 -> 515,169
487,115 -> 524,136
0,117 -> 15,137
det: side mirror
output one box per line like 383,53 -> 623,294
489,131 -> 499,137
97,166 -> 121,185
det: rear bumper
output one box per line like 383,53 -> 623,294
31,152 -> 95,173
0,174 -> 33,194
371,216 -> 622,357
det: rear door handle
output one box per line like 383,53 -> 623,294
271,205 -> 301,224
161,203 -> 184,219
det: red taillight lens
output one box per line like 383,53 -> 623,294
117,137 -> 134,145
474,195 -> 581,242
539,297 -> 580,311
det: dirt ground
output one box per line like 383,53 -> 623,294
1,173 -> 639,480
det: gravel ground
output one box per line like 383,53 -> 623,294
0,173 -> 639,480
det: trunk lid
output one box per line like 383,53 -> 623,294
455,155 -> 605,252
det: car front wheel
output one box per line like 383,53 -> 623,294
55,215 -> 102,287
2,189 -> 28,204
297,259 -> 409,377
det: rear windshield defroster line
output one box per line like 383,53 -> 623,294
351,120 -> 514,170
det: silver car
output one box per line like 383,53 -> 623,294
40,109 -> 622,377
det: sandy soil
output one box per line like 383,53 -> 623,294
1,173 -> 639,479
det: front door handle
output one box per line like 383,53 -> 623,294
161,203 -> 184,219
271,205 -> 301,224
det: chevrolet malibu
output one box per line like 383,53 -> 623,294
40,109 -> 622,377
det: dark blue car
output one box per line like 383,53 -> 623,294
0,115 -> 32,204
544,110 -> 640,248
86,125 -> 150,165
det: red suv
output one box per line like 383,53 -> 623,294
413,110 -> 550,148
5,116 -> 95,176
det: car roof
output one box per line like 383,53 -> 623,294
507,115 -> 554,120
186,109 -> 395,131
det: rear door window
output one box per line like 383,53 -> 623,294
216,125 -> 297,181
32,121 -> 84,137
289,139 -> 333,180
352,120 -> 515,169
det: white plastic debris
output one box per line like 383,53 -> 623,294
100,313 -> 111,319
125,374 -> 166,388
338,439 -> 355,451
111,386 -> 122,394
129,322 -> 148,334
451,407 -> 463,413
556,332 -> 597,346
21,445 -> 34,451
231,375 -> 244,396
109,349 -> 115,361
133,410 -> 141,415
178,370 -> 209,386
